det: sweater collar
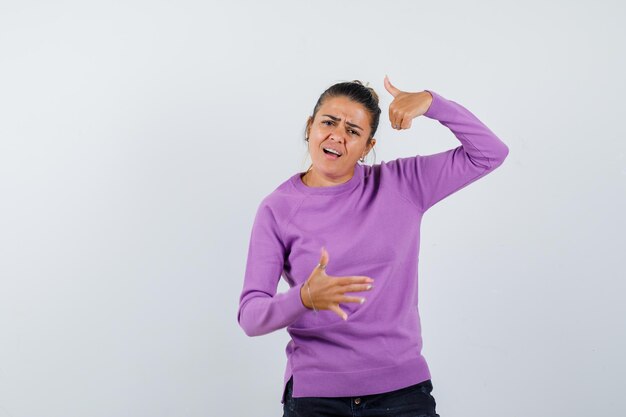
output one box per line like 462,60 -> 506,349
290,164 -> 363,195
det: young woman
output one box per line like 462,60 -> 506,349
237,76 -> 509,417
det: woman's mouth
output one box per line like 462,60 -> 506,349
323,147 -> 342,160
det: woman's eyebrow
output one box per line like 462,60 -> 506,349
321,114 -> 364,131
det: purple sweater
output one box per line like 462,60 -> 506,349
237,90 -> 509,404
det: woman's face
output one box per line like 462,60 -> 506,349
306,96 -> 375,182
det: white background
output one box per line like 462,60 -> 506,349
1,1 -> 624,416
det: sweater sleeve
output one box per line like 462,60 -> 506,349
386,89 -> 510,213
237,200 -> 309,337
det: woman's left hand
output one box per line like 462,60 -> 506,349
384,75 -> 433,130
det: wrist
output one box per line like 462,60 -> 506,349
300,282 -> 311,309
424,90 -> 433,110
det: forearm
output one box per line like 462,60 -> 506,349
423,89 -> 509,169
238,282 -> 309,337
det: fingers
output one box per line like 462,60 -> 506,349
336,275 -> 374,285
317,246 -> 329,272
309,249 -> 374,321
390,105 -> 415,130
330,294 -> 369,321
385,76 -> 424,130
393,113 -> 404,130
384,74 -> 401,98
342,296 -> 367,305
342,283 -> 374,293
329,305 -> 348,321
388,101 -> 405,130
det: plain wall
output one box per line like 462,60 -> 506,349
1,1 -> 624,416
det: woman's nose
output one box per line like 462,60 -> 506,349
329,126 -> 345,142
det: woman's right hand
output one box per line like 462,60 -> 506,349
300,246 -> 375,320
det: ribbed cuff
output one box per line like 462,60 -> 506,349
280,281 -> 310,323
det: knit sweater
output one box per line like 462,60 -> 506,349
237,89 -> 509,404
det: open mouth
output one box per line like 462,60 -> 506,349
323,148 -> 342,159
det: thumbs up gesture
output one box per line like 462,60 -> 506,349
384,75 -> 433,130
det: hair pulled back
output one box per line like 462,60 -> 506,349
305,80 -> 381,165
310,80 -> 381,139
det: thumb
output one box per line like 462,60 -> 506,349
384,75 -> 401,97
319,246 -> 329,270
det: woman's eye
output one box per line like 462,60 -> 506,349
321,120 -> 358,135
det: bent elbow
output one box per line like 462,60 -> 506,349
240,324 -> 259,337
480,141 -> 509,171
492,142 -> 510,168
240,321 -> 262,337
237,305 -> 263,337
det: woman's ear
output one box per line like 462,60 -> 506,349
305,116 -> 313,140
367,138 -> 376,153
306,116 -> 313,133
362,138 -> 376,160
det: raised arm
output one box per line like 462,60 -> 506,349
382,77 -> 509,212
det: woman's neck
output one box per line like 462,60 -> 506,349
301,167 -> 354,187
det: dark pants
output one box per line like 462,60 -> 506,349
282,376 -> 440,417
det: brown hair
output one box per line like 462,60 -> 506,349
304,80 -> 381,169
